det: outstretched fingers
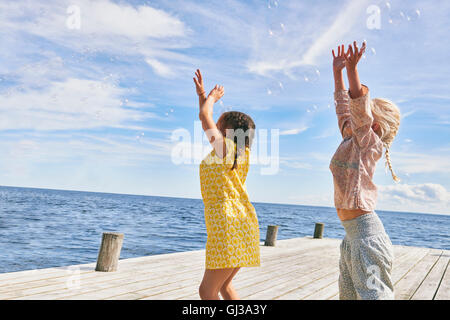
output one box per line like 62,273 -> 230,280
196,69 -> 203,82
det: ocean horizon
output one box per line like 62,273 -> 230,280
1,185 -> 449,274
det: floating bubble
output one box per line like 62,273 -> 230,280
303,67 -> 320,83
388,11 -> 403,26
385,2 -> 391,11
267,0 -> 279,9
170,108 -> 174,113
268,22 -> 286,37
135,132 -> 145,140
266,80 -> 284,96
362,47 -> 376,60
286,65 -> 320,83
406,8 -> 421,22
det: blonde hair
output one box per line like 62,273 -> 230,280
371,98 -> 401,182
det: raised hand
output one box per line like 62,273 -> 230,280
193,69 -> 206,97
207,85 -> 225,103
345,41 -> 366,99
332,44 -> 347,73
345,41 -> 366,71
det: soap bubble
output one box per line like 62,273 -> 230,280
388,11 -> 404,26
95,110 -> 102,119
388,8 -> 420,26
285,65 -> 320,83
267,0 -> 279,9
363,46 -> 376,60
303,68 -> 320,83
266,80 -> 284,96
268,22 -> 286,37
135,132 -> 145,141
406,8 -> 421,22
385,2 -> 391,11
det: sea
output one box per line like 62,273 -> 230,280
0,185 -> 448,274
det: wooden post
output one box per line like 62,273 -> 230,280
95,232 -> 124,272
313,223 -> 324,239
264,225 -> 279,246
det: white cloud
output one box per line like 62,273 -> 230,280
378,183 -> 450,215
145,58 -> 176,78
0,0 -> 186,40
0,0 -> 190,78
246,0 -> 370,76
301,0 -> 369,65
395,152 -> 450,174
0,77 -> 154,130
279,126 -> 308,136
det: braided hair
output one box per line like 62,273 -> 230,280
371,98 -> 401,182
220,111 -> 256,170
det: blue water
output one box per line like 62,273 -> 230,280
0,185 -> 449,274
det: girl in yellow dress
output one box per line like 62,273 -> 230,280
193,69 -> 260,300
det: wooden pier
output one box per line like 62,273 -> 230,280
0,237 -> 448,300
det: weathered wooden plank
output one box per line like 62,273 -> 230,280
274,271 -> 339,300
302,273 -> 339,300
392,248 -> 431,284
433,252 -> 450,300
411,252 -> 449,300
395,249 -> 442,300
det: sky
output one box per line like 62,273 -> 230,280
0,0 -> 449,215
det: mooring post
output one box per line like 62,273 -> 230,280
313,223 -> 324,239
95,232 -> 124,272
264,225 -> 279,246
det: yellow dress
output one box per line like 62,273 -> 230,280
199,138 -> 260,269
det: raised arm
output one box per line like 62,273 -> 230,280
345,41 -> 366,99
344,41 -> 375,148
193,69 -> 227,158
332,44 -> 351,137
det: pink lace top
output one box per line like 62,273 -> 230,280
329,85 -> 383,211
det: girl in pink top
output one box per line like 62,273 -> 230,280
330,42 -> 401,300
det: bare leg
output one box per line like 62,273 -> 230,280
219,267 -> 241,300
199,268 -> 236,300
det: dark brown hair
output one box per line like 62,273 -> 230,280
220,111 -> 256,170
